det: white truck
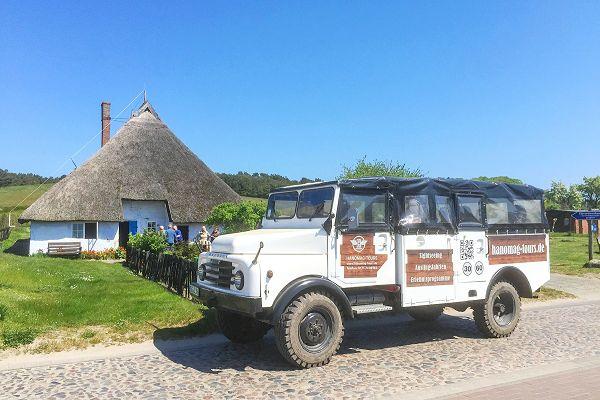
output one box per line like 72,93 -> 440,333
190,177 -> 550,368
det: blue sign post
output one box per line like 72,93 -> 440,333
572,211 -> 600,261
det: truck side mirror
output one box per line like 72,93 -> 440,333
322,213 -> 335,234
348,208 -> 359,230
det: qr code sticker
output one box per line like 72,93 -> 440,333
460,240 -> 474,260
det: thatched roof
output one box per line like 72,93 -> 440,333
20,101 -> 240,223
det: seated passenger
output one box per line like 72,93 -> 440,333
405,198 -> 428,224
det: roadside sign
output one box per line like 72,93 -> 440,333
571,211 -> 600,220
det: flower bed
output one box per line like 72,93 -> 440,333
80,247 -> 126,260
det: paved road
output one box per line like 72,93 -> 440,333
546,272 -> 600,300
2,300 -> 600,399
442,365 -> 600,400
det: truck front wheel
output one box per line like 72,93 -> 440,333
473,281 -> 521,338
216,309 -> 271,343
274,291 -> 344,368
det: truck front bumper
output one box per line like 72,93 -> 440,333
189,282 -> 264,317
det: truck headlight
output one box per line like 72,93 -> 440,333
198,265 -> 206,281
232,270 -> 244,290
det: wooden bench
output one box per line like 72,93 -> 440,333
48,242 -> 82,257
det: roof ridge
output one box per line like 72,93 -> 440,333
131,100 -> 160,120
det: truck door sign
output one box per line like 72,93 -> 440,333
488,234 -> 547,265
406,249 -> 454,287
341,233 -> 388,278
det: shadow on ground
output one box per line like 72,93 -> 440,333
3,239 -> 29,256
153,312 -> 480,374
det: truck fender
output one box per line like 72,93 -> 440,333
271,276 -> 354,324
487,266 -> 533,298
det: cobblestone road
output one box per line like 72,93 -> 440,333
2,301 -> 600,399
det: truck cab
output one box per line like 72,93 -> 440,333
190,177 -> 550,368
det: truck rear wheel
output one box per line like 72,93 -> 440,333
408,306 -> 444,322
274,291 -> 344,368
473,281 -> 521,338
216,309 -> 271,343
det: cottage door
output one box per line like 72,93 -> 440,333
128,221 -> 138,235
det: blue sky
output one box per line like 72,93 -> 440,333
1,1 -> 599,189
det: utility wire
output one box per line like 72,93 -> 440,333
8,90 -> 146,217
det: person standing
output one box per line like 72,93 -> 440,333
200,225 -> 210,252
165,224 -> 176,247
174,225 -> 183,243
210,226 -> 220,242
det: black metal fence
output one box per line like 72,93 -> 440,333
125,247 -> 197,298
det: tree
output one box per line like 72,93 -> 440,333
472,176 -> 523,185
339,157 -> 423,179
578,176 -> 600,209
0,169 -> 64,187
206,200 -> 267,233
217,172 -> 321,198
544,181 -> 584,210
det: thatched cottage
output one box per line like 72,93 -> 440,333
20,100 -> 240,255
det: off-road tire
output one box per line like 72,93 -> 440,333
473,281 -> 521,338
216,309 -> 271,343
408,306 -> 444,322
274,291 -> 344,368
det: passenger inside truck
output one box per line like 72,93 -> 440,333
337,192 -> 386,226
403,195 -> 430,224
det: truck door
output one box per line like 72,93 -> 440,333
400,194 -> 456,306
452,194 -> 489,299
330,190 -> 395,287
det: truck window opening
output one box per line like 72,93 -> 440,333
297,187 -> 334,219
338,192 -> 386,225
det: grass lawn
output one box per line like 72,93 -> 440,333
0,184 -> 54,217
241,196 -> 267,203
0,226 -> 213,354
550,232 -> 600,276
523,286 -> 576,303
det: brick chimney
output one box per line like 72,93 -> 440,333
101,101 -> 111,147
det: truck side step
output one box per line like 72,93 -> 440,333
352,304 -> 394,315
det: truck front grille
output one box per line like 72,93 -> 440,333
204,260 -> 234,288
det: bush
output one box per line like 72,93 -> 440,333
206,200 -> 267,233
128,231 -> 168,253
169,242 -> 201,261
115,246 -> 127,259
2,328 -> 36,348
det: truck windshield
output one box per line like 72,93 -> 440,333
266,191 -> 298,219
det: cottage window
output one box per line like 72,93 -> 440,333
72,223 -> 84,239
147,221 -> 157,232
85,223 -> 97,239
